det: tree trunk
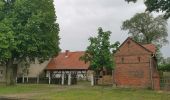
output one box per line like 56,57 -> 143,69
94,70 -> 101,85
6,59 -> 17,85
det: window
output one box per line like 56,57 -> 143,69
127,41 -> 131,48
121,57 -> 124,63
127,41 -> 131,51
0,70 -> 3,77
138,57 -> 141,62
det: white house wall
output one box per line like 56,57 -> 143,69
17,59 -> 50,77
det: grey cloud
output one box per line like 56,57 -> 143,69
54,0 -> 170,57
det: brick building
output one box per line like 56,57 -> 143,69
114,37 -> 160,90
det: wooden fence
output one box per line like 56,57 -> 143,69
16,77 -> 77,85
160,77 -> 170,90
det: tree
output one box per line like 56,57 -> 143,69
158,63 -> 170,72
0,0 -> 60,85
121,12 -> 168,48
80,27 -> 119,78
158,57 -> 170,71
125,0 -> 170,19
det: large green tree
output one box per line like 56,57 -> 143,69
122,12 -> 168,47
0,0 -> 60,85
125,0 -> 170,19
81,27 -> 119,77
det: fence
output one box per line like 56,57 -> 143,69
160,77 -> 170,90
17,77 -> 78,85
17,77 -> 49,84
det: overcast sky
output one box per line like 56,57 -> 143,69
54,0 -> 170,58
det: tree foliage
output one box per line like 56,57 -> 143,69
122,12 -> 168,48
125,0 -> 170,19
0,0 -> 60,85
158,64 -> 170,72
80,27 -> 119,75
158,57 -> 170,71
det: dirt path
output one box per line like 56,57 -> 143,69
0,92 -> 43,100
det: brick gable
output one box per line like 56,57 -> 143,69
114,37 -> 160,89
115,37 -> 153,57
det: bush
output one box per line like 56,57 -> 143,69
158,64 -> 170,71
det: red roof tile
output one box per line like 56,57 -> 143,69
142,44 -> 157,54
46,51 -> 89,70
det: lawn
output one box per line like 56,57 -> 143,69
0,82 -> 170,100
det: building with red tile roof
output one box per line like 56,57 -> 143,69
46,51 -> 89,70
45,50 -> 90,85
44,37 -> 159,87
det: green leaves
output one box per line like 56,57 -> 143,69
122,12 -> 168,47
0,18 -> 18,60
81,27 -> 119,72
145,0 -> 170,19
125,0 -> 170,19
0,0 -> 60,63
158,63 -> 170,72
0,31 -> 16,59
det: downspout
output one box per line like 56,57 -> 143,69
149,54 -> 154,89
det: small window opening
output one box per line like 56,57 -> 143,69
138,57 -> 141,62
121,57 -> 124,63
0,70 -> 3,77
0,70 -> 2,74
127,41 -> 131,48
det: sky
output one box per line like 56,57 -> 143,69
54,0 -> 170,58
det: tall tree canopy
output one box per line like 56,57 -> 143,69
81,27 -> 119,76
122,12 -> 168,47
0,0 -> 60,85
125,0 -> 170,19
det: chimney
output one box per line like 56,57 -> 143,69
65,50 -> 69,58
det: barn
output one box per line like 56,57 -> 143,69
45,50 -> 90,85
114,37 -> 160,90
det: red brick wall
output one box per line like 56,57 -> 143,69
153,76 -> 160,90
115,39 -> 151,57
114,63 -> 151,88
98,75 -> 113,85
152,58 -> 160,90
114,38 -> 160,89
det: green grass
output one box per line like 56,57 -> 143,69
0,84 -> 42,94
0,82 -> 170,100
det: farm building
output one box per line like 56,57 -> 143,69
0,37 -> 161,89
45,50 -> 90,85
0,51 -> 91,85
114,37 -> 160,90
0,59 -> 49,84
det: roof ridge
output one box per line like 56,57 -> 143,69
60,51 -> 84,53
